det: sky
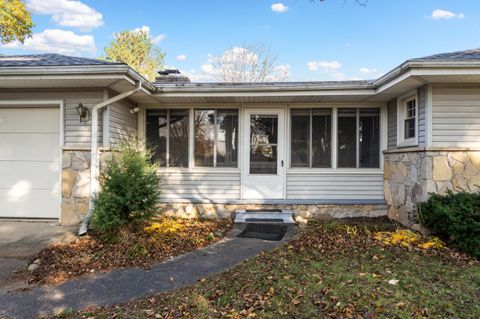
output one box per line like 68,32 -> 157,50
2,0 -> 480,82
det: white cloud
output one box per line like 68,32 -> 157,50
307,60 -> 342,72
26,0 -> 103,31
5,29 -> 96,54
330,72 -> 361,81
176,54 -> 187,61
359,67 -> 377,74
132,25 -> 166,44
267,64 -> 290,81
271,3 -> 289,13
430,9 -> 465,20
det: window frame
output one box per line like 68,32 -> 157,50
287,106 -> 383,171
397,90 -> 418,147
193,108 -> 239,168
290,108 -> 333,169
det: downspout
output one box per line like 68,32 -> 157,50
79,81 -> 143,235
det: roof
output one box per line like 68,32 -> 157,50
0,53 -> 123,67
155,80 -> 374,88
410,48 -> 480,62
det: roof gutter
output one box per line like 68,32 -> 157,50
78,81 -> 143,236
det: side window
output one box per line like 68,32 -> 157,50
404,98 -> 416,139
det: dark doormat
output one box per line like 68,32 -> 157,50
238,223 -> 288,241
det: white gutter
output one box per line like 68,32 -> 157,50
79,81 -> 143,235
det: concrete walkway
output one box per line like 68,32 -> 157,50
0,221 -> 76,290
0,224 -> 297,319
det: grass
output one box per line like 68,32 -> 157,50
58,220 -> 480,319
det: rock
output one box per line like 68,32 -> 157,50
62,152 -> 72,168
294,216 -> 308,228
72,171 -> 90,198
450,152 -> 468,163
27,263 -> 39,272
71,154 -> 89,171
61,169 -> 76,197
433,156 -> 452,181
214,231 -> 223,238
33,259 -> 41,264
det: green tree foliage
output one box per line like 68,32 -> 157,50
93,141 -> 161,233
103,29 -> 165,81
0,0 -> 33,44
420,190 -> 480,258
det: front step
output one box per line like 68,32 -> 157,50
234,209 -> 295,224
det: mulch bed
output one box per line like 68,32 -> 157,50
16,217 -> 232,286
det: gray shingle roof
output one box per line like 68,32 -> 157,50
410,48 -> 480,62
0,53 -> 123,67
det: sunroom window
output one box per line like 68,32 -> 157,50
337,108 -> 380,168
146,109 -> 189,167
290,109 -> 332,168
194,109 -> 238,167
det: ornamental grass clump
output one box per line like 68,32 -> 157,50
420,190 -> 480,258
92,141 -> 161,234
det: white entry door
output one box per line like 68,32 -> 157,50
0,107 -> 61,218
242,108 -> 285,199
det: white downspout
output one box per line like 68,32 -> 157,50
79,82 -> 143,235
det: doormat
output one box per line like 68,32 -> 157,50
238,223 -> 288,241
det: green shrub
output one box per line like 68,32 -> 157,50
92,141 -> 161,233
419,190 -> 480,258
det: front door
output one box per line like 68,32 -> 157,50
242,108 -> 285,199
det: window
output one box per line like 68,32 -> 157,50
397,94 -> 418,146
291,109 -> 332,168
337,108 -> 380,168
404,98 -> 416,140
146,109 -> 189,167
250,115 -> 278,174
194,109 -> 238,167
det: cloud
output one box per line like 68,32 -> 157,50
176,54 -> 187,61
271,3 -> 289,13
5,29 -> 96,54
267,64 -> 290,81
330,72 -> 361,81
26,0 -> 103,31
430,9 -> 465,20
132,25 -> 166,44
307,60 -> 342,72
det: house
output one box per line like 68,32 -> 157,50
1,49 -> 480,226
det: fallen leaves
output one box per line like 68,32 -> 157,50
19,217 -> 232,285
373,229 -> 446,250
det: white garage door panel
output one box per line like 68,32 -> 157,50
0,107 -> 60,219
0,189 -> 59,218
0,108 -> 59,133
0,134 -> 60,161
0,161 -> 60,189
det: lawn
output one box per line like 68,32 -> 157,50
58,219 -> 480,319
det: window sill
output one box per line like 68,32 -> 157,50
397,140 -> 418,148
157,167 -> 241,173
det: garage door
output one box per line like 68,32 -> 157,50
0,107 -> 60,218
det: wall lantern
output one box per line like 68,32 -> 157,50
76,103 -> 90,123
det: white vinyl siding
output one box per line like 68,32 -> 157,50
108,98 -> 137,147
0,89 -> 104,148
417,86 -> 427,147
432,85 -> 480,147
387,98 -> 397,149
159,171 -> 241,201
286,171 -> 384,200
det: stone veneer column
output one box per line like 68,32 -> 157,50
61,151 -> 91,225
384,150 -> 480,226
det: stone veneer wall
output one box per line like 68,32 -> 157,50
61,151 -> 91,225
158,202 -> 387,224
384,150 -> 480,226
60,150 -> 112,225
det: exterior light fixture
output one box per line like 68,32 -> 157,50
76,103 -> 89,123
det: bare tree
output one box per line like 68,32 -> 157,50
209,43 -> 288,83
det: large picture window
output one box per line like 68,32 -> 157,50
337,108 -> 380,168
194,109 -> 238,167
291,109 -> 332,168
146,109 -> 189,167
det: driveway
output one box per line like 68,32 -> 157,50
0,221 -> 76,290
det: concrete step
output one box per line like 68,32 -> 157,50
234,209 -> 295,224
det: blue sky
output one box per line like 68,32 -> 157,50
2,0 -> 480,81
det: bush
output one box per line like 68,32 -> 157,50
419,190 -> 480,258
92,141 -> 161,233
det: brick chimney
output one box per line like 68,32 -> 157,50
155,69 -> 191,84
